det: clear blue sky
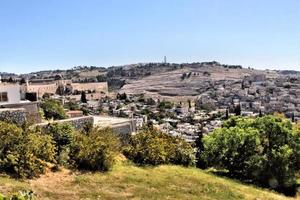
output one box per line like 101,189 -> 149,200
0,0 -> 299,73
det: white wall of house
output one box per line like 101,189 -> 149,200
0,83 -> 21,105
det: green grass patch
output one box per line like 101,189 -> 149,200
0,162 -> 298,199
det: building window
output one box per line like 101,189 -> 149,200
0,92 -> 8,102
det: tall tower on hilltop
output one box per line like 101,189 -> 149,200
163,56 -> 167,64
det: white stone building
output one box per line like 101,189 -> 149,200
0,82 -> 21,105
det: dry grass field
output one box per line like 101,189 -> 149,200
0,160 -> 298,200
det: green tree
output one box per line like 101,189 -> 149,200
81,91 -> 87,103
0,122 -> 56,178
8,77 -> 14,82
64,101 -> 80,110
234,104 -> 241,116
146,98 -> 156,105
259,109 -> 263,117
19,78 -> 26,85
40,99 -> 67,120
225,109 -> 229,119
200,116 -> 300,195
188,99 -> 192,109
45,123 -> 75,165
124,127 -> 195,166
195,130 -> 205,168
69,127 -> 120,171
158,101 -> 173,111
293,123 -> 300,171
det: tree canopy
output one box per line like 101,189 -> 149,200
199,115 -> 300,195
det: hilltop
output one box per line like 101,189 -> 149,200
3,61 -> 298,93
2,61 -> 300,118
0,161 -> 297,200
119,62 -> 279,101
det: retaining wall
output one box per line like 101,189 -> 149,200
0,108 -> 27,126
36,116 -> 94,131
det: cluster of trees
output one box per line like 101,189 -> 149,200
197,115 -> 300,195
0,119 -> 194,180
40,96 -> 95,120
124,127 -> 195,166
40,99 -> 67,120
96,74 -> 107,82
0,121 -> 56,178
139,100 -> 176,124
116,92 -> 127,100
0,121 -> 121,178
181,72 -> 194,80
0,110 -> 299,196
64,101 -> 80,111
157,100 -> 173,111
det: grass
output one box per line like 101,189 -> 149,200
0,175 -> 30,195
0,161 -> 298,200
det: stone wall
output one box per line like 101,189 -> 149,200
35,115 -> 136,143
26,83 -> 58,98
72,82 -> 108,93
0,108 -> 27,126
2,102 -> 41,124
36,116 -> 94,131
110,123 -> 134,143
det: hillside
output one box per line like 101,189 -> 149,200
3,61 -> 300,102
120,63 -> 279,101
0,161 -> 297,200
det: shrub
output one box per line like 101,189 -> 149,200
70,127 -> 120,171
0,122 -> 56,178
0,190 -> 33,200
124,127 -> 195,166
64,101 -> 80,110
292,123 -> 300,171
44,123 -> 75,165
158,101 -> 173,111
40,99 -> 67,120
200,116 -> 300,194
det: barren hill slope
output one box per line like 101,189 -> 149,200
120,64 -> 278,101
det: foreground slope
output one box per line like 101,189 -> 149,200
0,161 -> 298,200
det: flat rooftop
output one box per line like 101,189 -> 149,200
93,116 -> 133,127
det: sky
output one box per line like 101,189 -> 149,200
0,0 -> 299,74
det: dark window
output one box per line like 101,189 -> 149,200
0,92 -> 8,102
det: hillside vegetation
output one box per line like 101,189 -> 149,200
0,115 -> 299,199
0,161 -> 298,200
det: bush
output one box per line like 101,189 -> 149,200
158,101 -> 173,111
124,127 -> 195,166
40,99 -> 67,120
200,116 -> 300,194
0,190 -> 33,200
0,122 -> 56,178
64,101 -> 80,111
70,127 -> 120,171
293,122 -> 300,171
44,123 -> 75,165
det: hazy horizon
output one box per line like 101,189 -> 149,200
0,0 -> 299,73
